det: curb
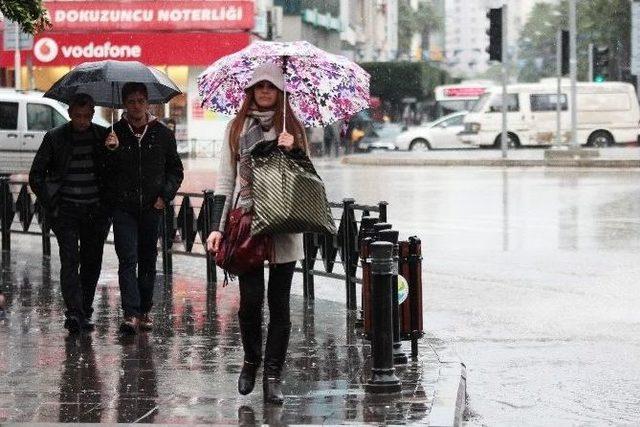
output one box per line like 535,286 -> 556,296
342,156 -> 640,168
429,362 -> 467,427
425,335 -> 467,427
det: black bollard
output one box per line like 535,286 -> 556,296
1,177 -> 11,253
360,236 -> 373,334
359,215 -> 379,244
378,229 -> 408,365
365,241 -> 402,394
372,222 -> 392,237
202,190 -> 217,286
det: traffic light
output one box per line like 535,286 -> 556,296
561,30 -> 569,75
593,45 -> 609,82
486,8 -> 502,62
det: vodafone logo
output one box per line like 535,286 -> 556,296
33,38 -> 142,63
34,38 -> 59,63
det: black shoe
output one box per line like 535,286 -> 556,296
263,376 -> 284,405
138,313 -> 153,331
238,320 -> 262,395
119,316 -> 138,335
64,316 -> 82,334
238,361 -> 260,395
82,318 -> 95,332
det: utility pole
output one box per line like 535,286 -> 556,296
569,0 -> 578,147
500,4 -> 508,159
14,23 -> 21,90
588,43 -> 594,82
556,29 -> 562,145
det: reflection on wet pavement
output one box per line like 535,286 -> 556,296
0,239 -> 438,424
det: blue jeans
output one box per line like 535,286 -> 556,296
112,208 -> 161,317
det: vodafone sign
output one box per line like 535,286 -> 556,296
34,37 -> 141,63
3,32 -> 250,66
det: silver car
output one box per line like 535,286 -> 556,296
393,111 -> 468,150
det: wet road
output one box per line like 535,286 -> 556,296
311,162 -> 640,425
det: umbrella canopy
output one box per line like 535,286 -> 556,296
44,60 -> 181,108
197,41 -> 370,128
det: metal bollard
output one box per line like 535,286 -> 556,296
365,241 -> 402,394
358,215 -> 379,327
378,229 -> 408,365
161,204 -> 173,279
360,236 -> 373,333
202,190 -> 217,286
41,209 -> 51,257
1,177 -> 11,253
342,198 -> 357,311
408,236 -> 424,358
399,237 -> 425,358
302,232 -> 316,301
372,222 -> 392,236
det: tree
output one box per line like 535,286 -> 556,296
397,0 -> 443,60
360,61 -> 449,117
516,0 -> 630,82
0,0 -> 51,34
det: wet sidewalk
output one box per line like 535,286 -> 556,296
0,235 -> 465,425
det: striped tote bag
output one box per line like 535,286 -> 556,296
251,149 -> 337,236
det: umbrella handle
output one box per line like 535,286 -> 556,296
282,56 -> 288,134
283,87 -> 287,134
111,81 -> 115,128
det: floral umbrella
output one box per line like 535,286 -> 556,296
197,41 -> 370,128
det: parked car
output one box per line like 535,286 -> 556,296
393,111 -> 468,150
0,89 -> 110,153
356,122 -> 404,152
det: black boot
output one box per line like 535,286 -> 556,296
238,321 -> 262,395
263,322 -> 291,405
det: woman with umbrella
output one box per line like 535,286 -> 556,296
205,63 -> 307,404
201,41 -> 369,404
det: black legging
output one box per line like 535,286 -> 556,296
238,262 -> 296,325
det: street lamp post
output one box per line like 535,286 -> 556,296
569,0 -> 578,147
556,29 -> 562,146
500,3 -> 508,159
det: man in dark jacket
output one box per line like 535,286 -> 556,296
29,93 -> 111,333
104,82 -> 183,334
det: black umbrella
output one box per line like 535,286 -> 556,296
44,60 -> 181,120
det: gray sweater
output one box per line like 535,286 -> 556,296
216,120 -> 303,264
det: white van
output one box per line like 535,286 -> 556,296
460,80 -> 640,148
0,89 -> 110,152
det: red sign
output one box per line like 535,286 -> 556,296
44,1 -> 254,31
0,32 -> 250,66
443,87 -> 486,97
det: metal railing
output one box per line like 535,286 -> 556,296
0,178 -> 386,308
0,176 -> 425,357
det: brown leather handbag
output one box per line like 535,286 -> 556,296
215,204 -> 273,278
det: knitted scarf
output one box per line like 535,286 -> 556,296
237,109 -> 277,209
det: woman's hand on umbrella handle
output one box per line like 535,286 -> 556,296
206,231 -> 222,254
278,131 -> 294,151
105,131 -> 119,150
